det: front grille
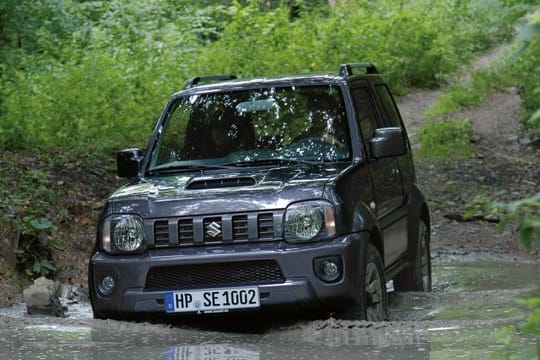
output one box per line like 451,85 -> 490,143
145,260 -> 285,290
258,213 -> 274,239
154,220 -> 169,246
232,215 -> 248,241
151,211 -> 281,247
178,219 -> 194,245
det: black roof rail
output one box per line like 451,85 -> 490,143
182,75 -> 237,89
338,63 -> 378,77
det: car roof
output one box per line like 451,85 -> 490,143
172,63 -> 381,97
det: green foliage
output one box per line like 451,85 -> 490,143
0,0 -> 80,60
196,0 -> 524,93
26,258 -> 56,279
0,0 -> 533,150
21,215 -> 56,236
497,194 -> 540,251
0,154 -> 64,280
0,0 -> 207,150
416,119 -> 475,160
495,193 -> 540,346
504,11 -> 540,353
0,148 -> 119,280
519,290 -> 540,335
424,94 -> 462,117
463,193 -> 496,220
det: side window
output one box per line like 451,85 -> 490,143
351,87 -> 379,157
375,84 -> 401,127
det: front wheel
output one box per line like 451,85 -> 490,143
394,218 -> 432,292
338,244 -> 388,321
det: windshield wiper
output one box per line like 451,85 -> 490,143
146,164 -> 236,175
226,158 -> 320,167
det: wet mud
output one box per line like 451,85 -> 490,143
0,257 -> 538,359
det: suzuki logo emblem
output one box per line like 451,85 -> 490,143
206,221 -> 222,238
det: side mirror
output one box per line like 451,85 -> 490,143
117,148 -> 143,178
369,127 -> 406,159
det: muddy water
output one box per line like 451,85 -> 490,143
0,257 -> 538,359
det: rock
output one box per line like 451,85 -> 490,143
23,277 -> 66,317
470,134 -> 481,143
507,134 -> 518,142
484,214 -> 500,223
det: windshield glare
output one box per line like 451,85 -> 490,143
149,85 -> 351,171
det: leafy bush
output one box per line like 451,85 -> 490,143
0,1 -> 207,150
196,0 -> 524,93
0,0 -> 535,150
501,11 -> 540,350
0,162 -> 59,279
516,11 -> 540,132
497,195 -> 540,251
495,193 -> 540,344
416,119 -> 475,160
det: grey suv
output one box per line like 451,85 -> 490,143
89,63 -> 431,321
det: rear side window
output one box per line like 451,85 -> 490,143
351,87 -> 379,157
375,85 -> 402,127
352,88 -> 378,139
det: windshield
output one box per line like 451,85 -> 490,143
148,85 -> 351,171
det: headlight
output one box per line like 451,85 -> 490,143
102,215 -> 146,253
284,201 -> 336,242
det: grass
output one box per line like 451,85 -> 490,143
416,119 -> 476,160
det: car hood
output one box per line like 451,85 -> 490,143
105,163 -> 351,217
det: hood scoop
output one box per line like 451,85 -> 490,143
186,177 -> 256,190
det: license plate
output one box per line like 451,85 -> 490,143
166,345 -> 260,360
164,286 -> 260,314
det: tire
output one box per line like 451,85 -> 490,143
92,309 -> 130,321
91,301 -> 123,321
339,244 -> 388,321
394,218 -> 432,292
92,309 -> 112,320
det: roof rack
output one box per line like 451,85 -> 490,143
338,63 -> 378,77
182,75 -> 237,89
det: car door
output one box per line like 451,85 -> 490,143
372,82 -> 410,266
350,82 -> 406,266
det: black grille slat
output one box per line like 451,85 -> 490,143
232,215 -> 249,241
154,220 -> 170,246
258,213 -> 274,239
145,260 -> 284,290
178,219 -> 194,245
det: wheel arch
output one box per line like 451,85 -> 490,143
406,184 -> 430,261
368,226 -> 384,267
351,200 -> 385,265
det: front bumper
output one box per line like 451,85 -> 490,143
89,232 -> 368,315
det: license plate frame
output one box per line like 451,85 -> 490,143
164,286 -> 260,314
